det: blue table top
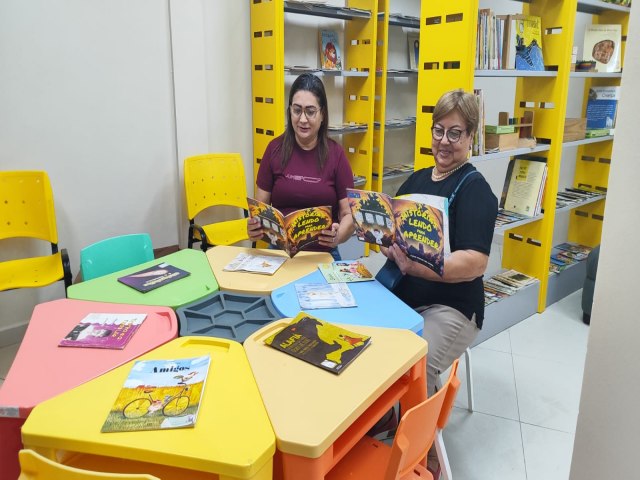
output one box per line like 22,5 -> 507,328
270,270 -> 424,334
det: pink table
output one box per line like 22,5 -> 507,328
0,299 -> 178,480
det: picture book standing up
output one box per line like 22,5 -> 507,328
117,263 -> 190,293
101,355 -> 210,433
319,30 -> 342,70
248,197 -> 332,258
347,188 -> 449,277
583,24 -> 622,73
513,15 -> 544,71
59,313 -> 147,350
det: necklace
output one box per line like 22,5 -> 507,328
431,160 -> 468,181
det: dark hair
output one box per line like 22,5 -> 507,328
280,73 -> 330,170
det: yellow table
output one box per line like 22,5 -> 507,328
207,245 -> 333,294
21,337 -> 275,480
244,319 -> 428,480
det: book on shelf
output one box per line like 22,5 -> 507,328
473,89 -> 485,156
492,270 -> 536,289
101,355 -> 210,433
318,260 -> 374,283
117,263 -> 190,293
583,24 -> 622,73
499,157 -> 548,217
502,15 -> 544,71
319,29 -> 342,70
407,32 -> 419,70
59,313 -> 147,350
346,188 -> 450,277
248,197 -> 332,258
476,9 -> 502,70
585,86 -> 620,134
294,282 -> 357,309
222,252 -> 287,275
264,312 -> 371,375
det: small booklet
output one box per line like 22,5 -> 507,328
318,260 -> 374,283
295,282 -> 357,309
223,252 -> 287,275
264,312 -> 371,375
117,263 -> 190,293
59,313 -> 147,349
319,29 -> 342,70
347,188 -> 449,276
101,355 -> 210,433
247,197 -> 332,258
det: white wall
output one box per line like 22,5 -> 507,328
570,3 -> 640,478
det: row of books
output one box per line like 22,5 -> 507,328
484,269 -> 536,306
549,242 -> 592,274
556,187 -> 603,209
373,163 -> 414,178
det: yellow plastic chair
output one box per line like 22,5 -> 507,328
18,449 -> 159,479
184,153 -> 250,251
326,360 -> 461,480
0,171 -> 72,293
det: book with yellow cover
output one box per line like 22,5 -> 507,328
499,158 -> 547,217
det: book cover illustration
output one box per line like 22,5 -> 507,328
347,188 -> 449,276
59,313 -> 147,350
223,252 -> 287,275
514,15 -> 544,71
248,197 -> 332,257
318,260 -> 374,283
101,355 -> 210,433
264,312 -> 371,375
407,32 -> 419,70
294,282 -> 357,309
585,86 -> 620,131
499,158 -> 548,217
583,24 -> 622,73
117,263 -> 191,293
319,30 -> 342,70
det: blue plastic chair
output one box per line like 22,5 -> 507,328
80,234 -> 154,281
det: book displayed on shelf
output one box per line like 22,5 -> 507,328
549,242 -> 592,274
117,263 -> 191,293
247,197 -> 332,258
499,157 -> 548,217
476,9 -> 502,70
502,15 -> 544,71
583,24 -> 622,73
222,252 -> 287,275
319,29 -> 342,70
264,312 -> 371,374
101,355 -> 210,433
346,188 -> 450,276
495,209 -> 529,229
407,32 -> 419,70
556,187 -> 603,209
294,282 -> 357,309
484,270 -> 536,306
585,86 -> 620,134
318,260 -> 374,283
473,89 -> 485,156
59,313 -> 147,349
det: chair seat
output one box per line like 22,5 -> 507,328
0,252 -> 64,291
326,435 -> 433,480
200,218 -> 249,246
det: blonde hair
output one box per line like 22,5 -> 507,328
432,89 -> 479,135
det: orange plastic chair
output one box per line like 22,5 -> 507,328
326,360 -> 461,480
0,171 -> 72,293
18,449 -> 159,479
184,153 -> 250,251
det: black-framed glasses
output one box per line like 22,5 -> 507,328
431,126 -> 466,143
290,104 -> 320,119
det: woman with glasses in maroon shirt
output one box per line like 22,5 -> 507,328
248,73 -> 355,260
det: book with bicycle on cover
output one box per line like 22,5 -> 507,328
101,355 -> 210,433
346,188 -> 450,276
248,197 -> 332,258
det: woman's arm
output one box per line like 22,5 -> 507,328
247,187 -> 272,242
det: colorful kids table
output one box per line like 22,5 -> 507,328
206,245 -> 332,294
243,319 -> 427,480
0,299 -> 178,480
67,249 -> 218,309
270,270 -> 424,334
21,336 -> 275,480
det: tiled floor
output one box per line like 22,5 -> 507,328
0,285 -> 587,480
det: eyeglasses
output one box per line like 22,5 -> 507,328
290,104 -> 320,119
431,126 -> 466,143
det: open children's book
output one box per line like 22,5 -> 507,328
295,282 -> 357,309
318,260 -> 374,283
264,312 -> 371,375
101,355 -> 210,433
223,252 -> 287,275
117,263 -> 190,293
59,313 -> 146,349
346,188 -> 450,276
248,197 -> 332,258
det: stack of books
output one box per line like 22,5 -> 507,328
549,242 -> 592,274
556,188 -> 603,209
484,269 -> 536,306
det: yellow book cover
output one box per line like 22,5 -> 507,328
500,158 -> 547,217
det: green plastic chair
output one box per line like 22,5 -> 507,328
80,234 -> 154,281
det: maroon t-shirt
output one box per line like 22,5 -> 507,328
256,136 -> 354,224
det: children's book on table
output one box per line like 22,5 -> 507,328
318,260 -> 374,283
295,282 -> 357,309
223,252 -> 287,275
101,355 -> 210,433
59,313 -> 147,349
117,263 -> 190,293
264,312 -> 371,375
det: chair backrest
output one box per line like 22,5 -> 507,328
184,153 -> 249,220
385,360 -> 461,480
18,449 -> 159,479
0,171 -> 58,243
80,233 -> 154,281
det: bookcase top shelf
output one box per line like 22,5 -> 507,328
285,68 -> 370,78
555,194 -> 606,214
471,144 -> 551,165
475,70 -> 558,78
562,135 -> 614,148
284,1 -> 371,20
570,72 -> 623,78
378,12 -> 420,29
577,0 -> 631,15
